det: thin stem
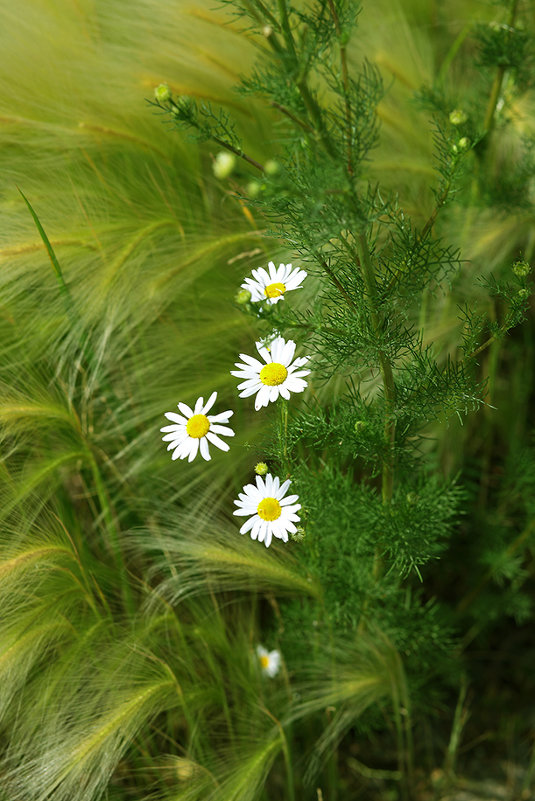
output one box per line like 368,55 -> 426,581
269,101 -> 314,133
482,0 -> 520,134
211,134 -> 265,172
276,0 -> 297,60
327,0 -> 353,175
356,233 -> 396,507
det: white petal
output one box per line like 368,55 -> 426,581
285,378 -> 308,392
270,338 -> 285,362
239,384 -> 263,399
187,438 -> 199,462
278,479 -> 291,498
161,431 -> 185,443
194,397 -> 204,414
202,391 -> 218,414
280,494 -> 299,506
177,402 -> 194,418
210,424 -> 234,437
206,432 -> 230,451
250,520 -> 261,540
269,385 -> 280,402
254,385 -> 271,410
239,516 -> 256,534
164,412 -> 188,425
237,378 -> 262,390
239,353 -> 264,370
264,526 -> 273,548
255,342 -> 272,362
282,340 -> 297,365
287,369 -> 310,379
255,475 -> 266,492
279,387 -> 291,400
208,411 -> 233,423
200,437 -> 211,461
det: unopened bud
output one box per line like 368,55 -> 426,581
254,462 -> 268,476
354,420 -> 366,434
262,25 -> 273,37
449,109 -> 467,126
213,151 -> 236,179
406,492 -> 417,505
513,259 -> 531,278
264,159 -> 280,176
518,288 -> 530,300
247,180 -> 261,198
154,83 -> 171,103
235,288 -> 252,305
458,137 -> 470,150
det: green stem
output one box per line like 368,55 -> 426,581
482,0 -> 520,135
276,0 -> 297,60
279,399 -> 289,474
356,234 -> 396,507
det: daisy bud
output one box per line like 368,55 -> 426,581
264,159 -> 280,176
213,151 -> 236,180
354,420 -> 366,434
513,259 -> 531,278
406,491 -> 418,504
154,83 -> 171,103
449,109 -> 467,126
458,137 -> 470,150
247,180 -> 262,198
255,462 -> 269,476
235,288 -> 252,305
262,25 -> 273,37
518,288 -> 530,300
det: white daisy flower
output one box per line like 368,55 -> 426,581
230,336 -> 310,411
160,392 -> 234,462
233,472 -> 301,548
241,261 -> 307,304
256,645 -> 281,677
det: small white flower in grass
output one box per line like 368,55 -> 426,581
160,392 -> 234,462
256,645 -> 281,677
233,472 -> 301,548
242,261 -> 307,304
231,336 -> 310,411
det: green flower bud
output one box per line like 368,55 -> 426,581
247,180 -> 261,198
513,259 -> 531,278
354,420 -> 366,434
213,151 -> 236,180
449,109 -> 467,126
264,160 -> 280,176
254,462 -> 268,476
458,137 -> 470,150
235,288 -> 252,305
154,83 -> 171,103
518,288 -> 530,300
406,492 -> 417,505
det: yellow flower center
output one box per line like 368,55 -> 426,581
259,363 -> 288,386
257,497 -> 282,521
264,282 -> 286,298
260,655 -> 270,669
186,414 -> 210,438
